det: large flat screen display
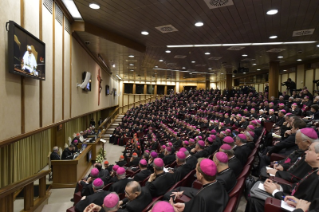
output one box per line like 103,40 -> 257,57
8,21 -> 45,80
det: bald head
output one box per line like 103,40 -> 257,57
125,181 -> 141,201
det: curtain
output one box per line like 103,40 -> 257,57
0,129 -> 51,188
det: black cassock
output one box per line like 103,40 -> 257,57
246,169 -> 319,212
118,187 -> 152,212
145,172 -> 175,197
234,144 -> 253,166
228,156 -> 243,178
217,168 -> 237,193
184,181 -> 228,212
75,190 -> 110,212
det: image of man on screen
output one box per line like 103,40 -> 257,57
22,45 -> 38,76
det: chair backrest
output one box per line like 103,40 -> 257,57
182,170 -> 196,188
229,177 -> 245,198
223,196 -> 237,212
141,195 -> 163,212
246,155 -> 255,166
237,164 -> 251,179
140,176 -> 150,187
264,122 -> 274,133
118,193 -> 126,200
103,183 -> 113,191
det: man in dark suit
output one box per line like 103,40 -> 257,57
109,167 -> 132,194
118,181 -> 152,212
75,178 -> 110,212
62,144 -> 75,160
145,158 -> 175,197
163,146 -> 176,165
133,159 -> 152,182
50,146 -> 60,161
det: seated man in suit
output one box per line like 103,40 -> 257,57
171,158 -> 229,212
62,144 -> 75,160
133,159 -> 152,182
213,152 -> 237,193
118,181 -> 152,212
145,158 -> 175,197
50,146 -> 60,161
163,146 -> 176,165
109,167 -> 132,194
75,178 -> 110,212
219,144 -> 243,178
127,153 -> 140,167
233,134 -> 253,166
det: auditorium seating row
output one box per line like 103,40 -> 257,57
67,126 -> 265,212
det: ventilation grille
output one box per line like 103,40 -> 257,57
174,55 -> 187,58
266,48 -> 285,53
43,0 -> 53,14
208,57 -> 222,60
227,46 -> 245,50
292,29 -> 315,37
204,0 -> 234,9
55,4 -> 63,26
155,25 -> 178,33
64,18 -> 71,34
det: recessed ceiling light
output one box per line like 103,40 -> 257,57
195,22 -> 204,27
112,64 -> 115,68
182,67 -> 186,69
252,63 -> 257,66
257,69 -> 261,70
297,59 -> 302,61
155,66 -> 158,68
283,70 -> 287,72
267,9 -> 278,15
141,31 -> 149,35
205,52 -> 210,55
278,56 -> 283,59
165,50 -> 171,53
317,44 -> 319,47
191,61 -> 196,63
243,72 -> 246,74
242,54 -> 248,57
269,35 -> 278,39
221,73 -> 224,74
189,73 -> 192,74
130,69 -> 134,71
159,59 -> 163,62
208,68 -> 212,70
128,55 -> 134,58
89,3 -> 100,9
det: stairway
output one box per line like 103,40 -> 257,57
101,114 -> 124,142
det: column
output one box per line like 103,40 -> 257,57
268,61 -> 280,100
226,74 -> 233,90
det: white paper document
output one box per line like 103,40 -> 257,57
281,201 -> 295,211
266,167 -> 275,176
258,183 -> 266,191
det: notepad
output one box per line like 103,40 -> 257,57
266,167 -> 275,176
281,201 -> 295,211
258,183 -> 266,191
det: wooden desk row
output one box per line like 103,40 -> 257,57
51,139 -> 104,188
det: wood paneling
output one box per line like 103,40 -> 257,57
305,69 -> 314,93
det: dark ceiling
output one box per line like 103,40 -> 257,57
73,0 -> 319,82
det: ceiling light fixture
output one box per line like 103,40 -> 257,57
195,22 -> 204,27
283,70 -> 287,72
182,67 -> 186,69
141,31 -> 149,35
257,69 -> 261,70
205,52 -> 210,55
167,41 -> 316,48
129,64 -> 134,66
269,35 -> 278,39
242,54 -> 248,57
128,55 -> 134,58
112,64 -> 115,68
317,44 -> 319,47
159,59 -> 163,62
89,3 -> 100,9
252,63 -> 257,66
221,73 -> 224,74
243,72 -> 246,74
165,50 -> 171,53
267,9 -> 278,15
116,75 -> 121,80
297,59 -> 302,61
155,66 -> 158,68
191,61 -> 196,63
62,0 -> 82,19
130,70 -> 134,71
278,56 -> 283,58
